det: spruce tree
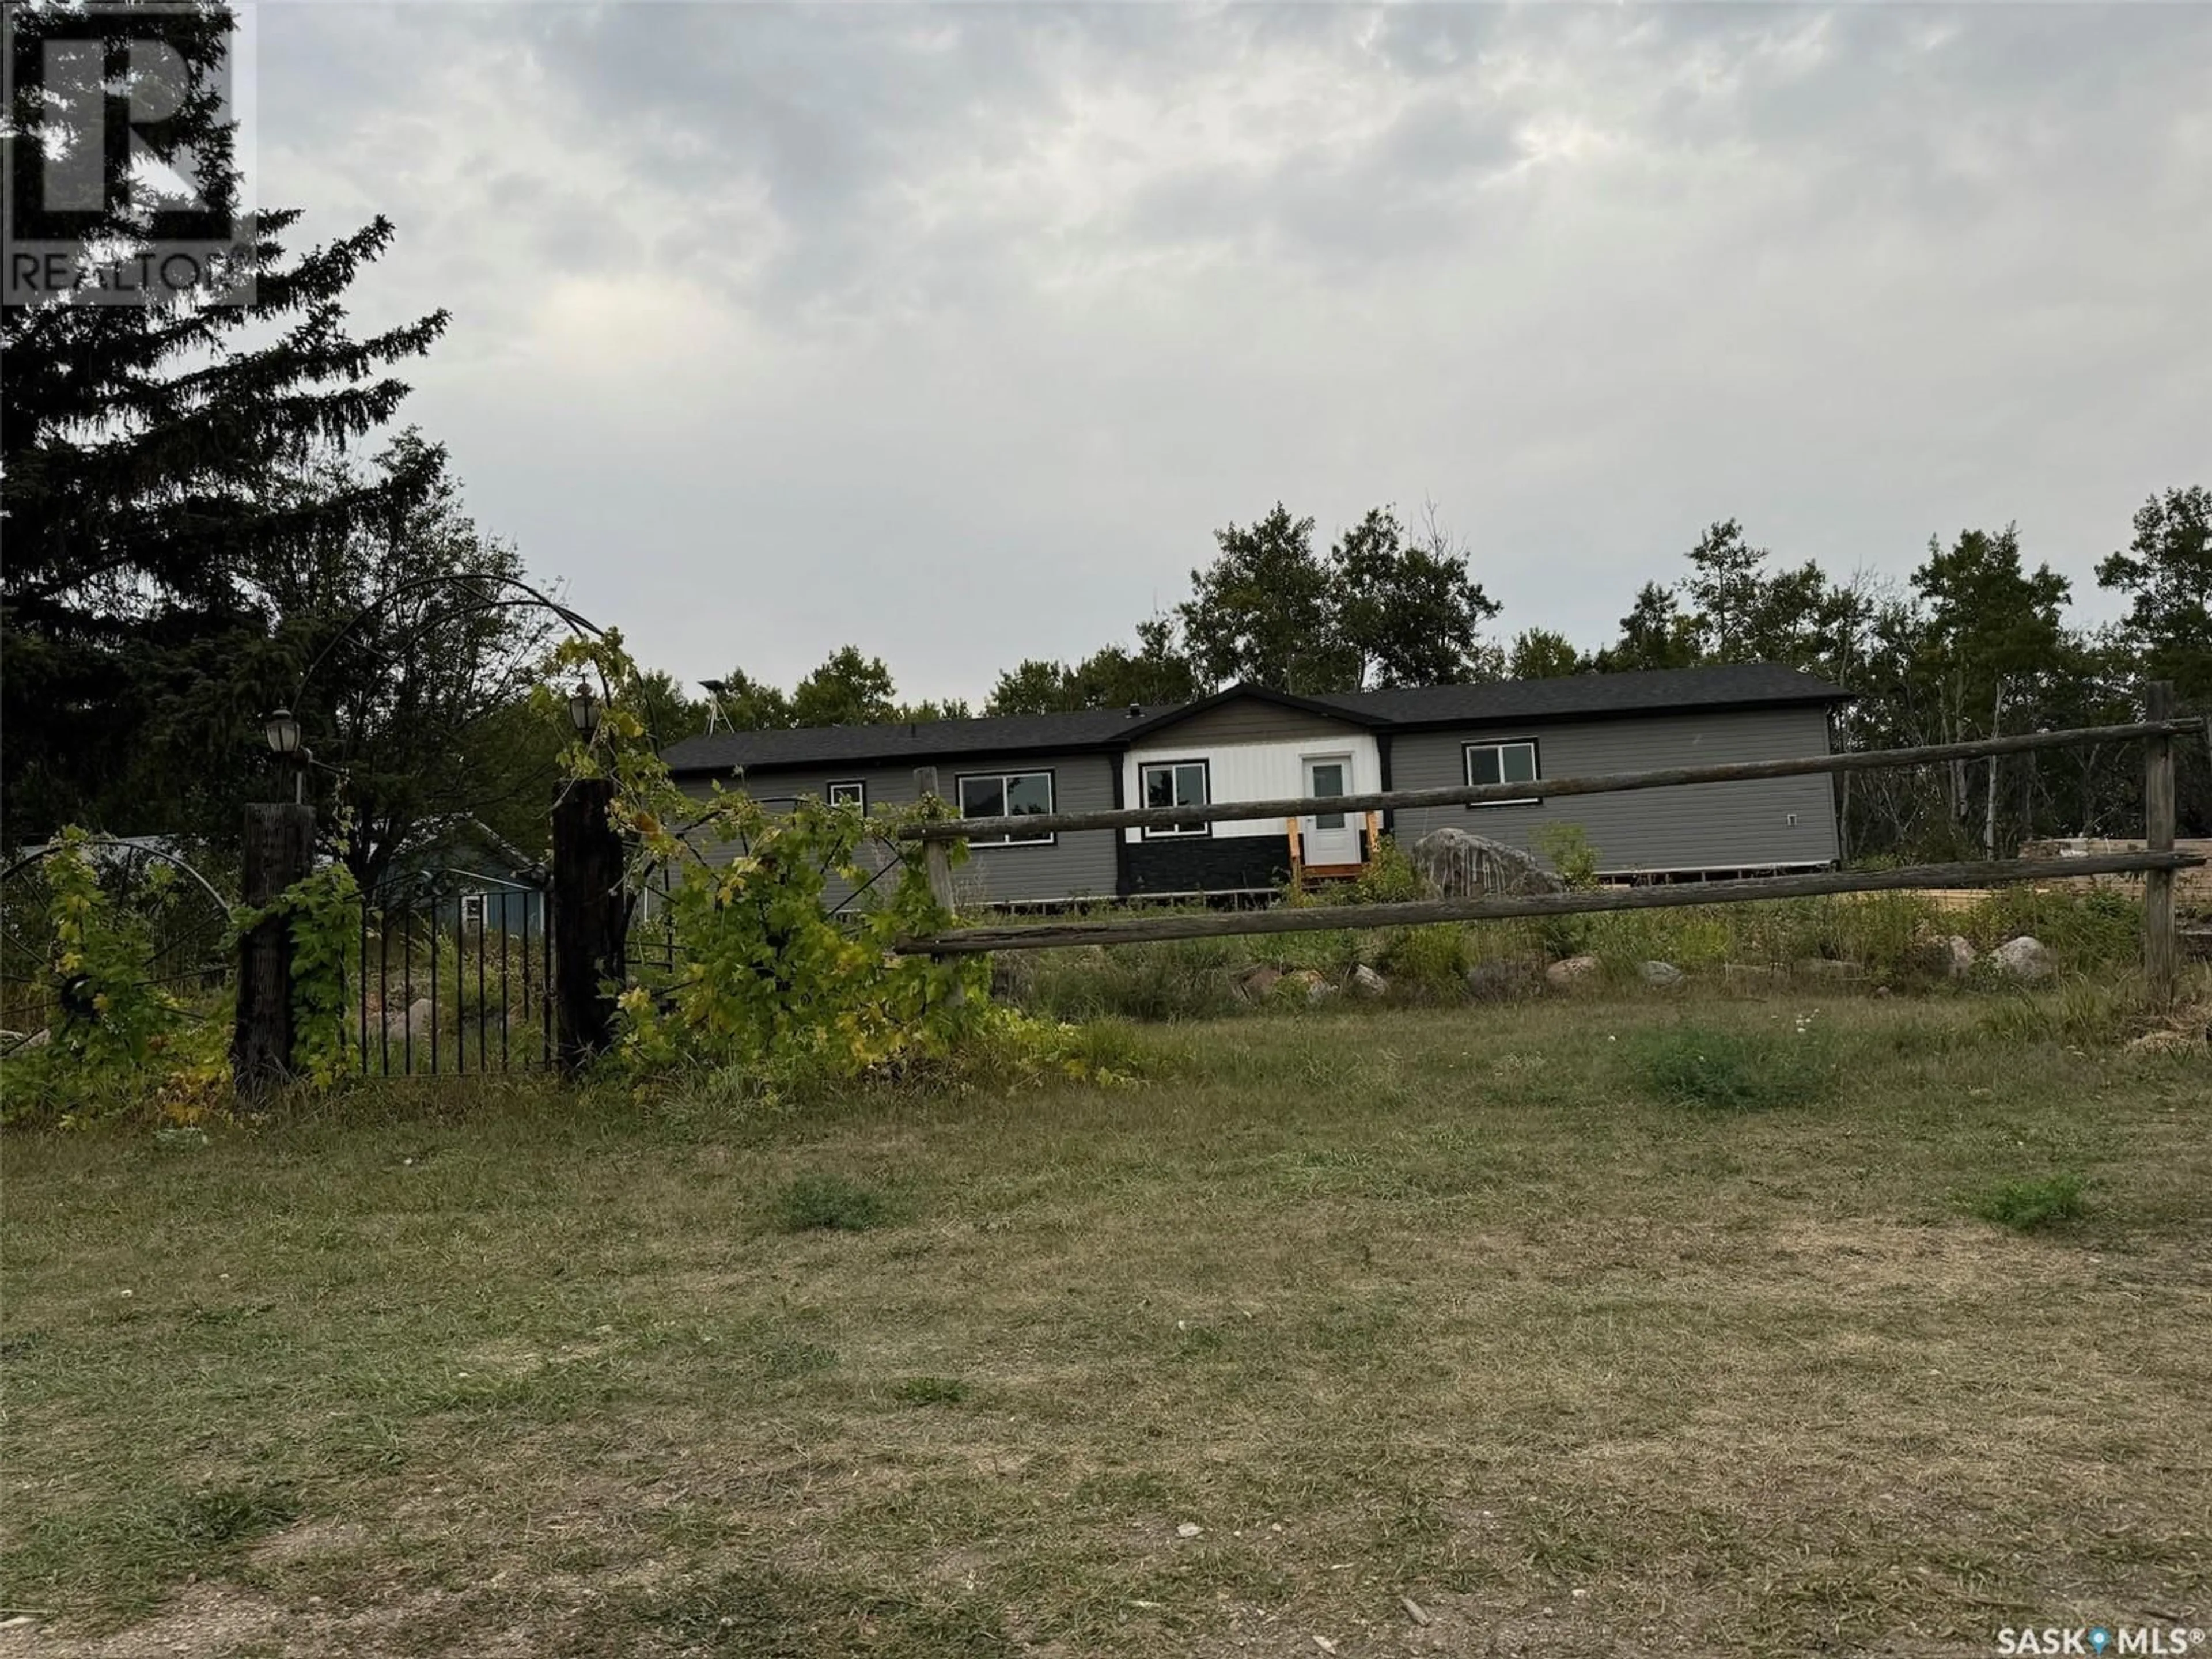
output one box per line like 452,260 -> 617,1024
2,0 -> 449,844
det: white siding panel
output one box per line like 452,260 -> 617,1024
1123,736 -> 1381,840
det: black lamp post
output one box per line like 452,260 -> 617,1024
238,710 -> 316,1097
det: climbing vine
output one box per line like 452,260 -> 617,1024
523,632 -> 1071,1090
41,828 -> 188,1069
245,857 -> 363,1089
0,829 -> 227,1124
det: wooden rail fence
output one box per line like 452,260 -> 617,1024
896,696 -> 2207,1010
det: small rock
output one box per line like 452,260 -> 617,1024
1313,1639 -> 1338,1656
1943,935 -> 1976,978
19,1028 -> 50,1050
1349,964 -> 1388,998
1991,935 -> 2054,980
1305,978 -> 1340,1005
1401,1596 -> 1433,1626
1176,1522 -> 1202,1538
1637,960 -> 1684,987
1545,954 -> 1601,989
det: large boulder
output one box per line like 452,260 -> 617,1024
1349,964 -> 1389,998
1408,828 -> 1563,900
1638,960 -> 1685,987
1991,936 -> 2055,981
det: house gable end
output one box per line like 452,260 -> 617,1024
1123,684 -> 1382,748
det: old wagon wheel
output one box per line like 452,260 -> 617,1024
0,840 -> 237,1056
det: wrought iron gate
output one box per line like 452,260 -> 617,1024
358,880 -> 554,1075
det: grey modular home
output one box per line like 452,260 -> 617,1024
658,663 -> 1851,907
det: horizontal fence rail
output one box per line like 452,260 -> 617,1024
897,851 -> 2206,956
897,718 -> 2209,842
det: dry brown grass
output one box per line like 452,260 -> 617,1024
3,987 -> 2208,1656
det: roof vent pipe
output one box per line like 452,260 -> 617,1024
1126,703 -> 1142,718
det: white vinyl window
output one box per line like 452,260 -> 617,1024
826,781 -> 866,810
460,892 -> 487,927
1464,740 -> 1540,805
956,770 -> 1056,846
1140,760 -> 1210,838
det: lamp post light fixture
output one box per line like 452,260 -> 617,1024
263,708 -> 312,804
264,707 -> 302,757
567,681 -> 601,740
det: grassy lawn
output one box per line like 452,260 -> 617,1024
3,991 -> 2208,1656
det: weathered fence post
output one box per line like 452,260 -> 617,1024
233,802 -> 316,1100
914,767 -> 957,911
551,777 -> 626,1071
2143,681 -> 2178,1010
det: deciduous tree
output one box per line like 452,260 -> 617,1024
791,647 -> 898,728
1330,506 -> 1501,688
2099,484 -> 2211,831
1507,628 -> 1586,680
1178,505 -> 1350,692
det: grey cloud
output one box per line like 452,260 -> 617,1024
253,3 -> 2212,701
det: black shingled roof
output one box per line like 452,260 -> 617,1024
661,704 -> 1177,774
660,663 -> 1847,775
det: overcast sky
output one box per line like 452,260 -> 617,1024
258,3 -> 2211,703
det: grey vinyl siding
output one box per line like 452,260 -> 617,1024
1152,700 -> 1372,746
677,752 -> 1120,907
1389,706 -> 1840,874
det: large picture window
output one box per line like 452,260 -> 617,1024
957,770 -> 1056,846
1139,760 -> 1210,838
1464,740 -> 1540,805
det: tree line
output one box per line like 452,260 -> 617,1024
4,2 -> 2203,887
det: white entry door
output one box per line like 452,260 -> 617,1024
1301,756 -> 1359,865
